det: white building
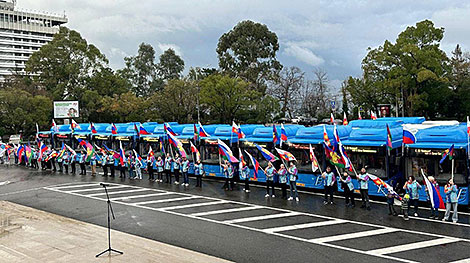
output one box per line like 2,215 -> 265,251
0,0 -> 67,80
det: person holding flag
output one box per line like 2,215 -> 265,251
91,153 -> 98,176
403,175 -> 421,217
147,153 -> 155,181
222,160 -> 234,191
263,162 -> 276,198
443,178 -> 459,223
128,153 -> 135,179
423,174 -> 443,219
194,159 -> 204,188
287,161 -> 299,202
156,156 -> 164,183
164,153 -> 173,184
78,150 -> 87,175
277,164 -> 288,199
339,172 -> 355,208
173,154 -> 182,185
322,166 -> 336,205
239,151 -> 251,193
135,154 -> 143,180
358,167 -> 371,210
63,152 -> 69,173
181,156 -> 190,187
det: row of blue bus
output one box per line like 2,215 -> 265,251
37,117 -> 470,205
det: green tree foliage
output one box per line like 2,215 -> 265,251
0,88 -> 52,137
157,49 -> 185,81
200,74 -> 259,123
26,27 -> 109,101
449,45 -> 470,119
97,92 -> 149,123
348,20 -> 450,118
119,43 -> 160,97
217,20 -> 282,94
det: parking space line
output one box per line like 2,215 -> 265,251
110,192 -> 172,201
68,185 -> 128,193
263,219 -> 346,234
310,228 -> 397,243
190,206 -> 261,217
87,188 -> 148,197
224,212 -> 300,224
133,196 -> 198,206
367,238 -> 460,255
159,200 -> 228,211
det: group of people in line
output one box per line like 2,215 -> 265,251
4,144 -> 460,223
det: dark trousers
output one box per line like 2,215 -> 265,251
360,189 -> 370,208
196,174 -> 202,187
41,161 -> 46,170
165,170 -> 172,183
148,167 -> 154,180
409,199 -> 419,215
103,165 -> 108,176
174,169 -> 180,183
344,187 -> 355,206
182,171 -> 189,184
120,166 -> 126,178
58,162 -> 63,172
266,180 -> 275,195
64,164 -> 68,173
110,166 -> 115,177
388,203 -> 397,215
157,171 -> 163,181
79,163 -> 86,175
52,161 -> 56,172
280,183 -> 287,198
223,177 -> 231,190
244,178 -> 250,191
71,163 -> 76,174
324,185 -> 334,203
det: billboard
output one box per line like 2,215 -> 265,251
54,101 -> 79,118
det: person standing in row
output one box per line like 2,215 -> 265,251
443,178 -> 459,223
70,152 -> 76,174
109,154 -> 115,177
288,161 -> 299,202
264,162 -> 276,198
119,155 -> 126,178
181,156 -> 190,187
427,176 -> 439,219
340,172 -> 355,208
57,155 -> 63,173
135,156 -> 143,180
147,155 -> 155,181
222,160 -> 233,191
63,152 -> 69,173
128,154 -> 134,179
173,154 -> 181,185
194,160 -> 203,187
164,153 -> 173,184
241,163 -> 251,193
156,156 -> 164,182
322,166 -> 335,205
278,164 -> 287,199
404,175 -> 421,217
51,152 -> 57,172
357,168 -> 371,210
102,154 -> 108,177
79,150 -> 86,175
91,154 -> 97,176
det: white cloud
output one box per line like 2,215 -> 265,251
284,42 -> 324,66
157,43 -> 183,57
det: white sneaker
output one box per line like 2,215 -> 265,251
295,197 -> 299,202
414,213 -> 418,217
175,182 -> 179,185
272,195 -> 275,198
287,197 -> 293,201
442,218 -> 447,222
245,190 -> 250,193
185,183 -> 189,186
265,194 -> 270,197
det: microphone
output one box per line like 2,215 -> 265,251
100,183 -> 110,187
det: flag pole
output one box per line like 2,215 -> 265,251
451,158 -> 454,181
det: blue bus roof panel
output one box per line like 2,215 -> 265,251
289,125 -> 351,145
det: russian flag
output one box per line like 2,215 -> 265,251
90,123 -> 97,134
133,149 -> 143,166
280,124 -> 288,142
245,150 -> 259,179
217,139 -> 238,163
403,129 -> 416,144
164,123 -> 178,136
119,141 -> 126,166
39,142 -> 48,160
423,171 -> 445,209
139,124 -> 151,135
111,123 -> 118,135
198,122 -> 210,137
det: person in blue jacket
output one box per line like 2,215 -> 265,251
288,161 -> 299,202
181,156 -> 190,187
443,178 -> 459,223
164,153 -> 173,184
79,150 -> 86,175
241,164 -> 251,193
156,156 -> 164,183
277,164 -> 287,198
403,175 -> 421,216
173,154 -> 181,185
357,168 -> 371,210
263,162 -> 276,198
128,154 -> 134,179
322,166 -> 335,205
194,160 -> 203,187
340,171 -> 355,208
63,152 -> 69,174
147,155 -> 155,181
109,154 -> 116,177
222,160 -> 234,190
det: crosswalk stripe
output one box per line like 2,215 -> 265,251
449,258 -> 470,263
190,206 -> 261,217
159,200 -> 228,211
132,196 -> 198,206
110,192 -> 171,201
87,188 -> 148,197
263,219 -> 346,234
52,183 -> 100,190
223,212 -> 300,224
310,228 -> 397,243
367,238 -> 460,255
68,185 -> 128,193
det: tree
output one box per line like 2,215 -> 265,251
355,20 -> 450,117
157,49 -> 185,81
119,43 -> 160,97
300,69 -> 330,119
0,88 -> 52,137
268,66 -> 304,118
199,74 -> 258,123
97,92 -> 149,123
217,20 -> 282,94
26,27 -> 108,101
341,80 -> 349,116
448,45 -> 470,119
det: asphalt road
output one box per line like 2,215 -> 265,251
1,166 -> 470,263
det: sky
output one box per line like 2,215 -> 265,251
16,0 -> 470,92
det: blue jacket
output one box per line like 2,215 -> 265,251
265,166 -> 275,181
278,168 -> 287,184
406,181 -> 421,200
357,173 -> 369,190
288,166 -> 298,182
194,163 -> 203,175
323,172 -> 335,186
445,185 -> 458,203
240,166 -> 250,180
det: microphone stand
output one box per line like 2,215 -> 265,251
96,183 -> 123,258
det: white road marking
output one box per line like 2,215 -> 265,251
44,182 -> 470,263
263,220 -> 346,234
190,206 -> 261,217
52,183 -> 101,189
68,185 -> 129,193
110,192 -> 172,201
449,258 -> 470,263
310,228 -> 397,243
223,212 -> 300,224
87,188 -> 148,197
132,196 -> 199,206
398,214 -> 470,228
159,200 -> 228,211
367,238 -> 460,255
